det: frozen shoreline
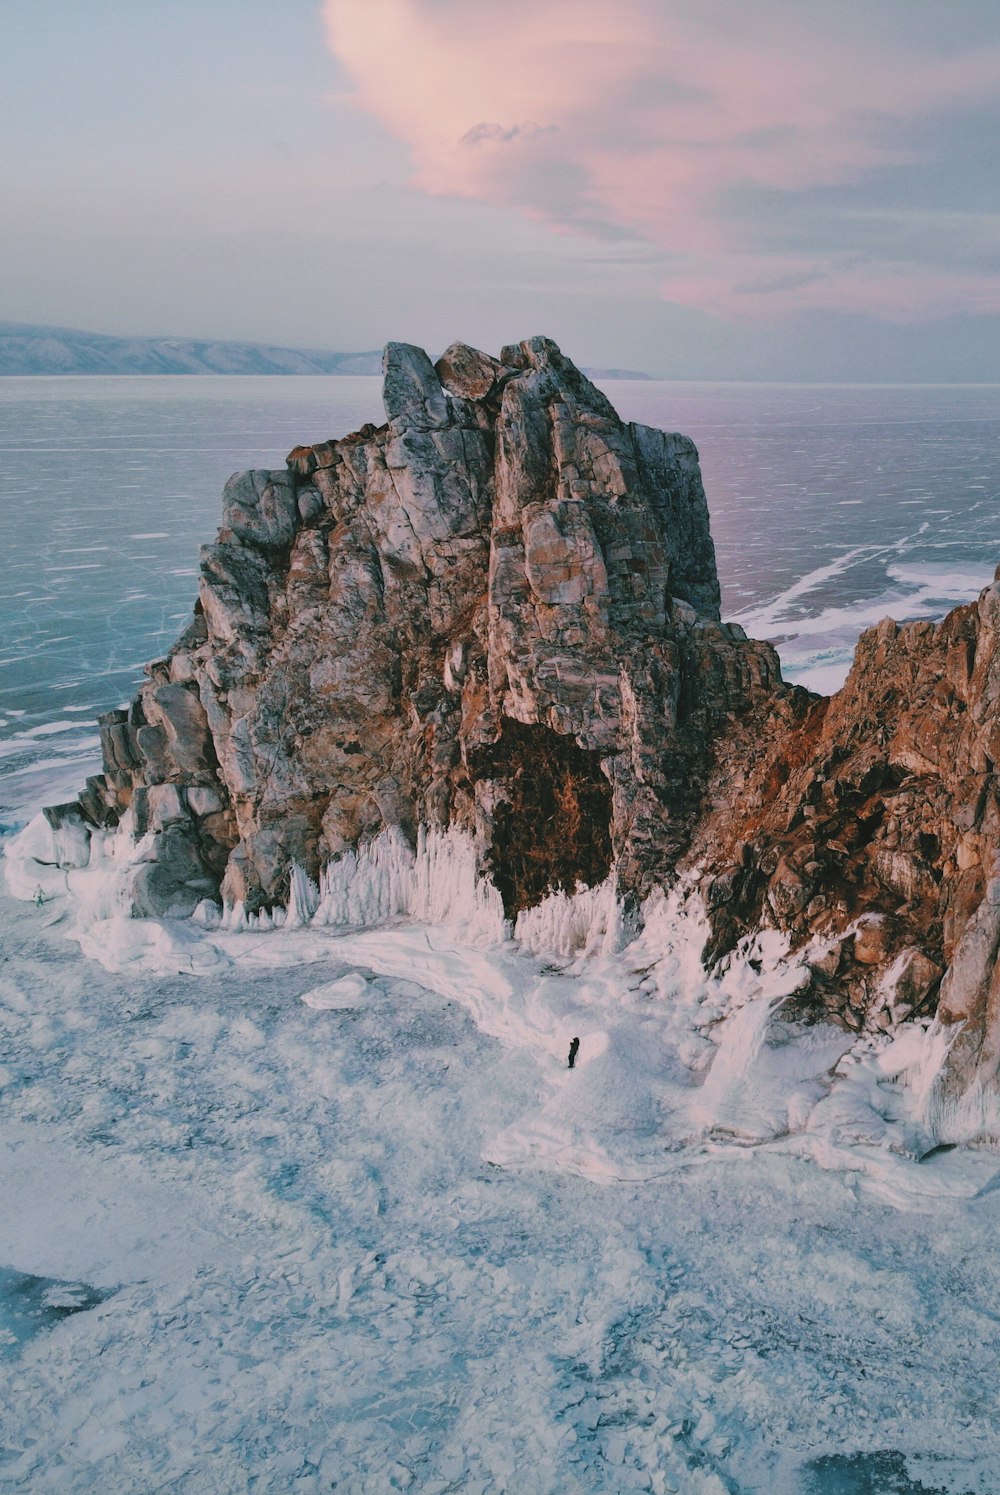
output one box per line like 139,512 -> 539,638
8,811 -> 1000,1177
6,621 -> 1000,1491
3,881 -> 1000,1492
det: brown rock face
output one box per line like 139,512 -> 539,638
689,588 -> 1000,1091
55,334 -> 1000,1101
80,336 -> 747,919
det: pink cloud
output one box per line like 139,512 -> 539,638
323,0 -> 1000,320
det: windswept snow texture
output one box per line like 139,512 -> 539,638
3,865 -> 1000,1492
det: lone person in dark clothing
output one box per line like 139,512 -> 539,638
568,1036 -> 580,1070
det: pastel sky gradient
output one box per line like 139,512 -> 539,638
2,0 -> 998,378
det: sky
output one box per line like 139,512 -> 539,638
1,0 -> 998,380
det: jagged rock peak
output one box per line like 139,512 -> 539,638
71,334 -> 741,923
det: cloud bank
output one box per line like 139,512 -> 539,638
323,0 -> 1000,321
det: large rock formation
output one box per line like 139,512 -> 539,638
80,334 -> 771,914
35,336 -> 1000,1098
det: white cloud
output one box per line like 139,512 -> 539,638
323,0 -> 1000,319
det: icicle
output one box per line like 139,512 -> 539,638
311,825 -> 508,944
284,862 -> 320,930
222,899 -> 250,933
410,827 -> 508,945
514,876 -> 623,961
313,828 -> 413,928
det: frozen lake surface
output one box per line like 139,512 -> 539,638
3,880 -> 1000,1494
2,376 -> 1000,1491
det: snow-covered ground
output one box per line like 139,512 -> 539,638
4,823 -> 1000,1492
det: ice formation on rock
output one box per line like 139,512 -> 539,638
9,334 -> 1000,1109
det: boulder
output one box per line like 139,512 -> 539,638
435,342 -> 506,401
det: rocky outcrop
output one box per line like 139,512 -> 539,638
80,334 -> 752,921
34,335 -> 1000,1100
689,585 -> 1000,1091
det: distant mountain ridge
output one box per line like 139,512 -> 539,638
0,322 -> 651,380
0,322 -> 382,377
